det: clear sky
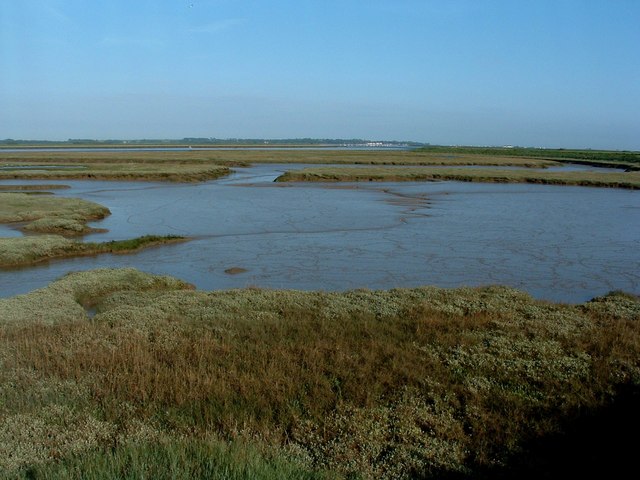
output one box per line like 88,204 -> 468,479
1,0 -> 639,149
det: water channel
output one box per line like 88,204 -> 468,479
1,164 -> 638,303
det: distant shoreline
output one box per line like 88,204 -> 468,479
0,145 -> 415,153
0,138 -> 425,149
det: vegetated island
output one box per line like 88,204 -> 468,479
1,192 -> 111,236
0,234 -> 188,268
415,145 -> 640,171
275,166 -> 640,189
0,192 -> 187,267
0,162 -> 230,182
0,267 -> 638,478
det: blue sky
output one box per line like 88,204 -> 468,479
1,0 -> 639,149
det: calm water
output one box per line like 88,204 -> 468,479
1,164 -> 638,302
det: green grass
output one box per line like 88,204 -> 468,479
1,148 -> 636,187
0,162 -> 229,182
1,268 -> 638,478
0,193 -> 110,235
12,437 -> 330,480
82,235 -> 186,253
0,235 -> 187,268
416,145 -> 640,169
0,193 -> 187,268
0,192 -> 189,268
276,166 -> 640,189
0,149 -> 559,169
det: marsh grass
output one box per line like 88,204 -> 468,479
0,149 -> 559,169
416,145 -> 640,170
0,234 -> 187,268
0,184 -> 70,191
82,235 -> 187,254
0,193 -> 110,235
13,437 -> 330,480
1,269 -> 638,478
0,192 -> 189,268
0,162 -> 229,182
276,166 -> 640,189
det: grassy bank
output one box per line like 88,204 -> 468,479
0,193 -> 110,235
0,149 -> 560,168
0,192 -> 189,268
0,235 -> 187,268
0,184 -> 70,191
1,268 -> 638,478
0,162 -> 230,182
2,149 -> 637,189
416,146 -> 640,170
276,166 -> 640,189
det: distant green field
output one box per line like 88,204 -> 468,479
416,145 -> 640,169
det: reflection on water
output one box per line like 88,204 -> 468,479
1,164 -> 638,303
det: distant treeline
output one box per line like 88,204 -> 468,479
417,145 -> 640,165
0,138 -> 425,147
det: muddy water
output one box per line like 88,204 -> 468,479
1,164 -> 638,302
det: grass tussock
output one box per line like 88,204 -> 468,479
276,166 -> 640,189
0,234 -> 187,268
1,269 -> 639,478
0,193 -> 110,235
